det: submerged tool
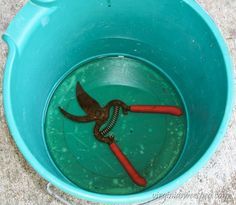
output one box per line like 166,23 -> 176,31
59,82 -> 183,187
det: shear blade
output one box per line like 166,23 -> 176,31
58,107 -> 94,122
76,82 -> 102,116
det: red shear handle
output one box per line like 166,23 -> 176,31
109,143 -> 147,187
129,105 -> 182,116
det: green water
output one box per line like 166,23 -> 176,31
44,56 -> 186,194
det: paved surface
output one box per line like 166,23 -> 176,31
0,0 -> 235,205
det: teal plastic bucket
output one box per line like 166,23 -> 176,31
2,0 -> 233,204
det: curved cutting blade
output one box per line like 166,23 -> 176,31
58,107 -> 95,122
76,82 -> 102,116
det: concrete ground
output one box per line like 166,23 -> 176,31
0,0 -> 236,205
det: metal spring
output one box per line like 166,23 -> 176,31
100,106 -> 120,136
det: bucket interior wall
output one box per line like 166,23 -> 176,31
6,0 -> 228,188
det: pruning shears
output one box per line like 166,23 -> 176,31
59,82 -> 182,187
